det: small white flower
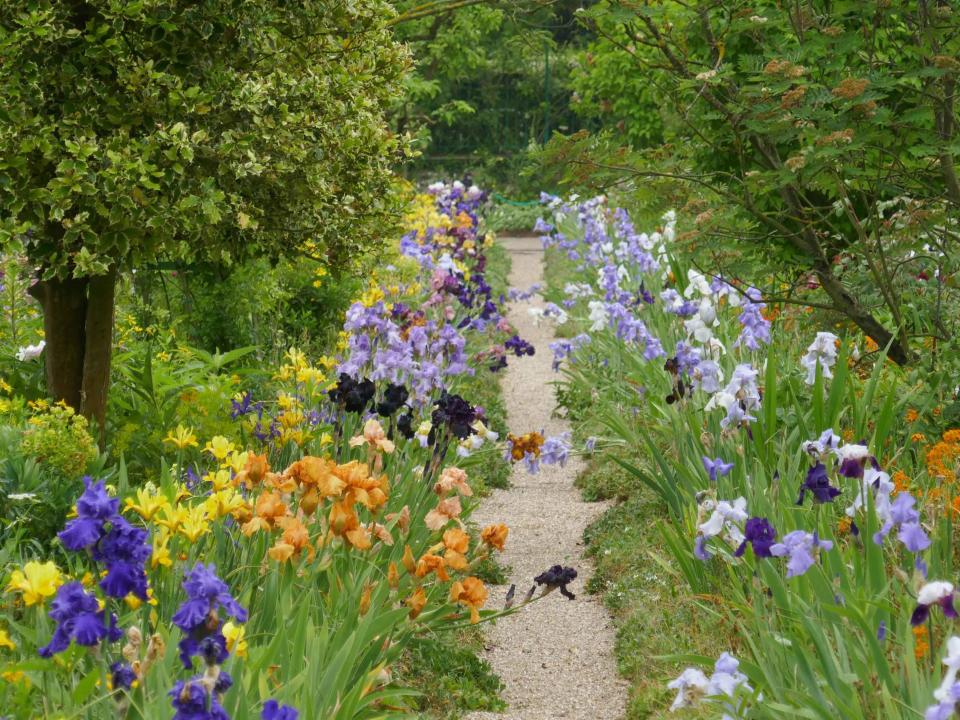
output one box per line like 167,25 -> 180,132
16,340 -> 45,362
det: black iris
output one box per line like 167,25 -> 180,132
534,565 -> 578,600
397,413 -> 416,440
329,373 -> 375,414
432,391 -> 477,440
376,383 -> 409,417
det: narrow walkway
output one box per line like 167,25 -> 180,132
468,237 -> 626,720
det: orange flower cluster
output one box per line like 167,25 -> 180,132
506,431 -> 544,462
926,430 -> 960,482
914,625 -> 930,661
237,452 -> 392,559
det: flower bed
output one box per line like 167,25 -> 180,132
0,183 -> 570,719
536,193 -> 960,719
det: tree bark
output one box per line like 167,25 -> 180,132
81,270 -> 117,446
28,276 -> 88,410
28,271 -> 117,448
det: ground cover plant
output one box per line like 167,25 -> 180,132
0,183 -> 576,719
536,192 -> 960,718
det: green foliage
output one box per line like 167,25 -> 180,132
394,0 -> 593,191
543,0 -> 960,367
0,1 -> 409,278
19,402 -> 98,480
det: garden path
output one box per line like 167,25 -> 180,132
467,237 -> 627,720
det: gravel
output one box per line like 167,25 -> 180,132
466,237 -> 627,720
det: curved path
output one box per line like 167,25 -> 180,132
468,236 -> 626,720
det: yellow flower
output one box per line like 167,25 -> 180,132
178,506 -> 211,542
204,435 -> 235,461
0,627 -> 16,651
6,561 -> 61,606
152,531 -> 173,569
164,424 -> 199,450
124,587 -> 157,611
222,621 -> 247,658
204,488 -> 249,520
0,378 -> 12,394
124,486 -> 171,521
155,505 -> 189,533
205,468 -> 234,491
223,452 -> 249,475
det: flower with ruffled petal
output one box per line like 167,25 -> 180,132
6,560 -> 61,606
449,577 -> 488,623
913,582 -> 957,626
481,524 -> 509,551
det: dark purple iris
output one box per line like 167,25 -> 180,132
111,662 -> 137,691
230,391 -> 254,419
734,517 -> 777,558
170,679 -> 229,720
796,463 -> 841,505
59,478 -> 151,600
432,391 -> 477,440
534,565 -> 578,600
505,335 -> 535,358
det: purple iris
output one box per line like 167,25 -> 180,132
111,662 -> 137,691
38,582 -> 121,657
230,391 -> 254,419
172,564 -> 247,669
770,531 -> 833,577
796,463 -> 841,505
263,700 -> 299,720
170,679 -> 230,720
59,477 -> 151,600
873,492 -> 930,552
59,477 -> 120,551
734,517 -> 777,558
702,456 -> 734,482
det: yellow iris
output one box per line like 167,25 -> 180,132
178,506 -> 211,542
124,486 -> 171,521
204,435 -> 235,461
6,561 -> 62,606
152,531 -> 173,569
222,621 -> 248,658
164,424 -> 199,450
0,627 -> 16,651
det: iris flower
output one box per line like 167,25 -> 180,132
449,577 -> 488,623
912,582 -> 957,626
702,456 -> 734,482
481,524 -> 509,551
6,561 -> 61,606
796,463 -> 840,505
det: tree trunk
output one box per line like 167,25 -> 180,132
28,276 -> 88,410
28,271 -> 117,448
81,270 -> 117,445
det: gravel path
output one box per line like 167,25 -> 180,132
467,236 -> 626,720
